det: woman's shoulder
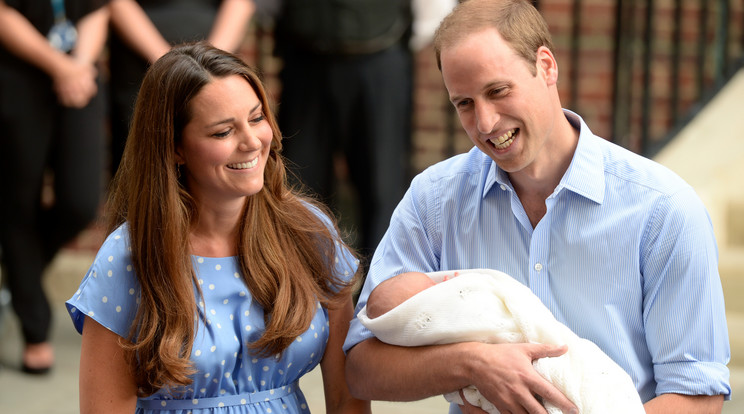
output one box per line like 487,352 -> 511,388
66,223 -> 140,337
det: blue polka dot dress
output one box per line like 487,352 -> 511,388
67,223 -> 357,413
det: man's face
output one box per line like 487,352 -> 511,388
440,28 -> 557,176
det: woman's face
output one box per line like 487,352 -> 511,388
176,74 -> 273,208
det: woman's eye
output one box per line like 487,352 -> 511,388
250,114 -> 265,124
213,128 -> 232,138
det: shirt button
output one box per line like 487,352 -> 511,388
534,263 -> 543,272
500,184 -> 507,191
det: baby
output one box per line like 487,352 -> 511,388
359,269 -> 644,414
366,270 -> 439,319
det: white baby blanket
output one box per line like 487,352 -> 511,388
358,268 -> 644,414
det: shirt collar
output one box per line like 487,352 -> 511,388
483,109 -> 605,204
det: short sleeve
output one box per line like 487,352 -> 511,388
66,225 -> 141,339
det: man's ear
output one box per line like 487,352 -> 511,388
536,46 -> 558,86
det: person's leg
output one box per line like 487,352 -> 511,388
0,64 -> 56,371
340,44 -> 413,254
44,78 -> 105,257
277,49 -> 336,202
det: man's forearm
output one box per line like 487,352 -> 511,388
643,393 -> 724,414
345,338 -> 474,401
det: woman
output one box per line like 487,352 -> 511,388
66,41 -> 370,413
0,0 -> 108,374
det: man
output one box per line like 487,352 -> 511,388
342,1 -> 731,413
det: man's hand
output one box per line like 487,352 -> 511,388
466,342 -> 578,414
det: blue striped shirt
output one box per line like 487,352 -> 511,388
343,111 -> 731,404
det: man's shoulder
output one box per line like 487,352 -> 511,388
594,136 -> 691,196
415,147 -> 490,185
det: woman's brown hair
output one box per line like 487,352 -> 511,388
107,41 -> 359,396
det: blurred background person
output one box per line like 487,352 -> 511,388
107,0 -> 255,179
0,0 -> 109,374
272,0 -> 455,263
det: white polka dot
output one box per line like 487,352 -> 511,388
195,350 -> 202,356
218,402 -> 225,407
204,373 -> 210,378
252,358 -> 258,363
314,333 -> 318,338
114,235 -> 121,240
241,398 -> 247,404
270,389 -> 275,395
223,299 -> 229,304
116,306 -> 122,313
200,388 -> 206,393
126,265 -> 132,271
267,409 -> 272,413
215,264 -> 221,270
234,352 -> 238,357
198,279 -> 204,285
245,325 -> 252,331
279,369 -> 284,375
210,309 -> 216,315
108,256 -> 114,262
107,270 -> 113,277
248,375 -> 252,381
70,307 -> 77,313
244,310 -> 250,316
261,380 -> 266,386
197,257 -> 204,263
334,257 -> 339,263
263,366 -> 269,372
229,314 -> 234,321
239,291 -> 246,297
161,401 -> 167,407
221,360 -> 225,366
310,324 -> 315,330
216,323 -> 222,329
129,288 -> 135,295
220,389 -> 226,395
208,284 -> 215,290
301,404 -> 307,409
192,399 -> 199,405
210,346 -> 216,352
225,372 -> 231,378
234,272 -> 240,278
296,337 -> 302,342
88,311 -> 94,316
102,296 -> 108,303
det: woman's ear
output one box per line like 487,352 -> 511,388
174,147 -> 185,165
536,46 -> 558,86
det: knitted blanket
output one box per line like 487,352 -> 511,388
358,269 -> 644,413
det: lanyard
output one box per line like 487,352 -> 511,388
50,0 -> 68,23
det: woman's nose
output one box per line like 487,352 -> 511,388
237,126 -> 262,151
